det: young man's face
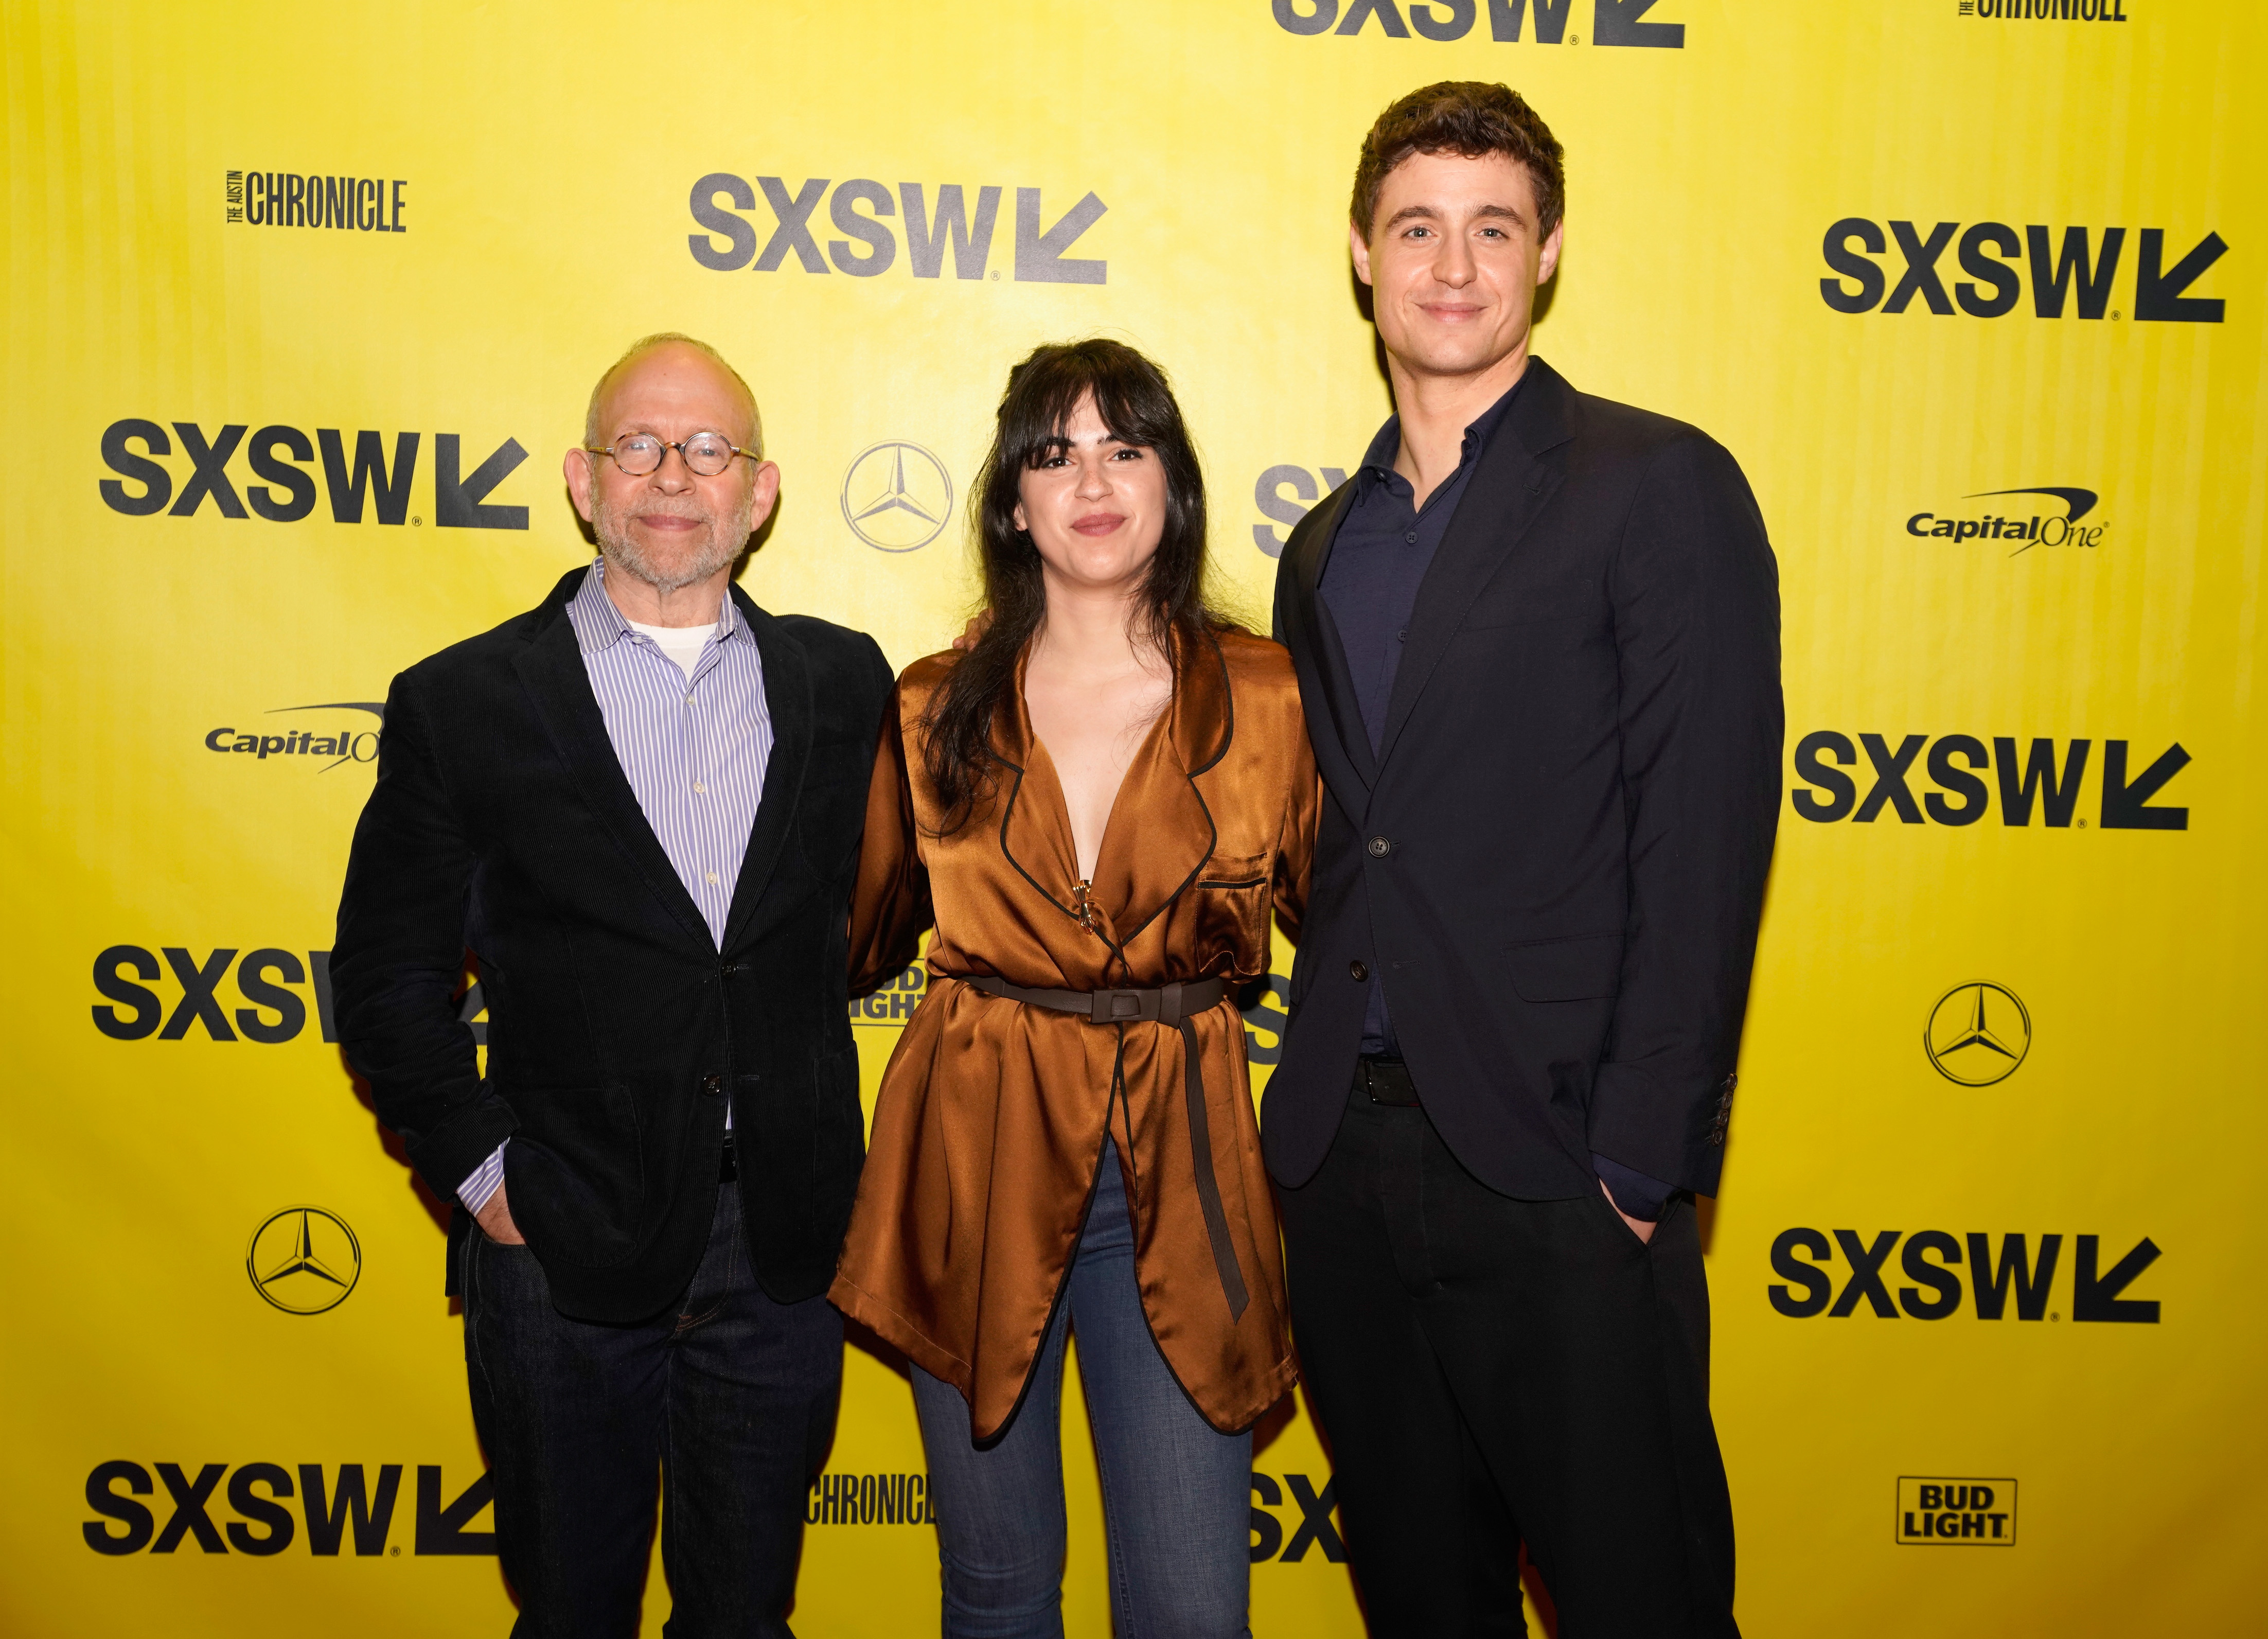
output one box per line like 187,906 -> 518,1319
1352,148 -> 1564,385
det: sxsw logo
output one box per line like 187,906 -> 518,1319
1272,0 -> 1687,46
83,1461 -> 491,1557
1248,1473 -> 1346,1564
1905,486 -> 2106,553
1821,220 -> 2226,321
1897,1478 -> 2015,1547
688,176 -> 1106,284
90,945 -> 487,1046
1252,465 -> 1349,558
98,419 -> 527,527
1768,1229 -> 2160,1323
1792,733 -> 2190,831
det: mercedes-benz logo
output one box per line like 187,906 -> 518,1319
841,442 -> 953,553
246,1206 -> 362,1314
1924,982 -> 2032,1086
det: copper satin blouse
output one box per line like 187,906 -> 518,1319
833,627 -> 1319,1438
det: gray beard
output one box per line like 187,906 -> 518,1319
592,497 -> 747,594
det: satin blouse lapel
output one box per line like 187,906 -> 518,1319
1092,627 -> 1224,947
512,597 -> 711,948
994,648 -> 1084,927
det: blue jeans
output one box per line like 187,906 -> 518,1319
911,1141 -> 1253,1639
464,1180 -> 842,1638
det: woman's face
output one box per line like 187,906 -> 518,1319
1013,392 -> 1168,599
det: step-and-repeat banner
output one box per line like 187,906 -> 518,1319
4,1 -> 2260,1633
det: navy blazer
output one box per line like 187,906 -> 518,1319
332,569 -> 893,1320
1267,359 -> 1782,1200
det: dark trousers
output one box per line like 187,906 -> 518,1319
1277,1083 -> 1737,1639
463,1180 -> 843,1639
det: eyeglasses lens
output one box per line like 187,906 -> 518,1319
614,435 -> 663,476
683,436 -> 732,477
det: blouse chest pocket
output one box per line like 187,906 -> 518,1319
1189,850 -> 1271,956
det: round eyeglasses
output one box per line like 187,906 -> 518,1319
584,431 -> 754,478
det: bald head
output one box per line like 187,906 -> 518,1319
584,332 -> 762,454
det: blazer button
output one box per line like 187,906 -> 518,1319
1349,960 -> 1369,982
700,1073 -> 723,1098
1367,836 -> 1392,857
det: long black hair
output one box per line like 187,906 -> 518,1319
923,337 -> 1234,832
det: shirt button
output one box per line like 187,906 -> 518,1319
705,871 -> 720,886
684,692 -> 695,705
693,781 -> 707,794
1367,836 -> 1392,857
1349,960 -> 1369,982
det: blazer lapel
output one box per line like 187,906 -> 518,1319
1375,359 -> 1579,765
721,588 -> 811,951
1284,483 -> 1378,794
512,574 -> 711,949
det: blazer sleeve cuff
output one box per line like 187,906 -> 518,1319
405,1095 -> 520,1208
1587,1061 -> 1737,1198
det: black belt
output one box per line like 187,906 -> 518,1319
967,975 -> 1248,1320
1356,1054 -> 1420,1106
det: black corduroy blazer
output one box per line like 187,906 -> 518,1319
1267,359 -> 1783,1201
332,569 -> 893,1320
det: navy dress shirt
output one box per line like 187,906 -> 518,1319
1317,375 -> 1672,1222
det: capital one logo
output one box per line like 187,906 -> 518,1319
99,420 -> 527,527
1820,220 -> 2226,321
1272,0 -> 1686,47
688,176 -> 1106,284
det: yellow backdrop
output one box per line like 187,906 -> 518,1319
4,1 -> 2261,1633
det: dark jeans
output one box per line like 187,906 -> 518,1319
910,1141 -> 1252,1639
1277,1084 -> 1738,1639
464,1180 -> 843,1638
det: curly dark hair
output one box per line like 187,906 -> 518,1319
923,338 -> 1235,832
1351,81 -> 1565,240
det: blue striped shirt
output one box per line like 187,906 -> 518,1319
459,560 -> 771,1213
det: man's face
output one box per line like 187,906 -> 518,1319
564,343 -> 780,595
1352,149 -> 1563,384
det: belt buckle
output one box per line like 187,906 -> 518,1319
1092,989 -> 1154,1024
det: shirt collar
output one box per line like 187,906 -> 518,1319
1356,367 -> 1530,492
566,559 -> 748,655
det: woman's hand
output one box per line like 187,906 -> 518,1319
952,610 -> 992,653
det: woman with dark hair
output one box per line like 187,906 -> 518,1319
832,337 -> 1317,1637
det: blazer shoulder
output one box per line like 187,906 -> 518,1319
773,611 -> 884,665
1566,390 -> 1749,485
395,586 -> 564,691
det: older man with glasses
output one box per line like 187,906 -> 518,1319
332,333 -> 893,1637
